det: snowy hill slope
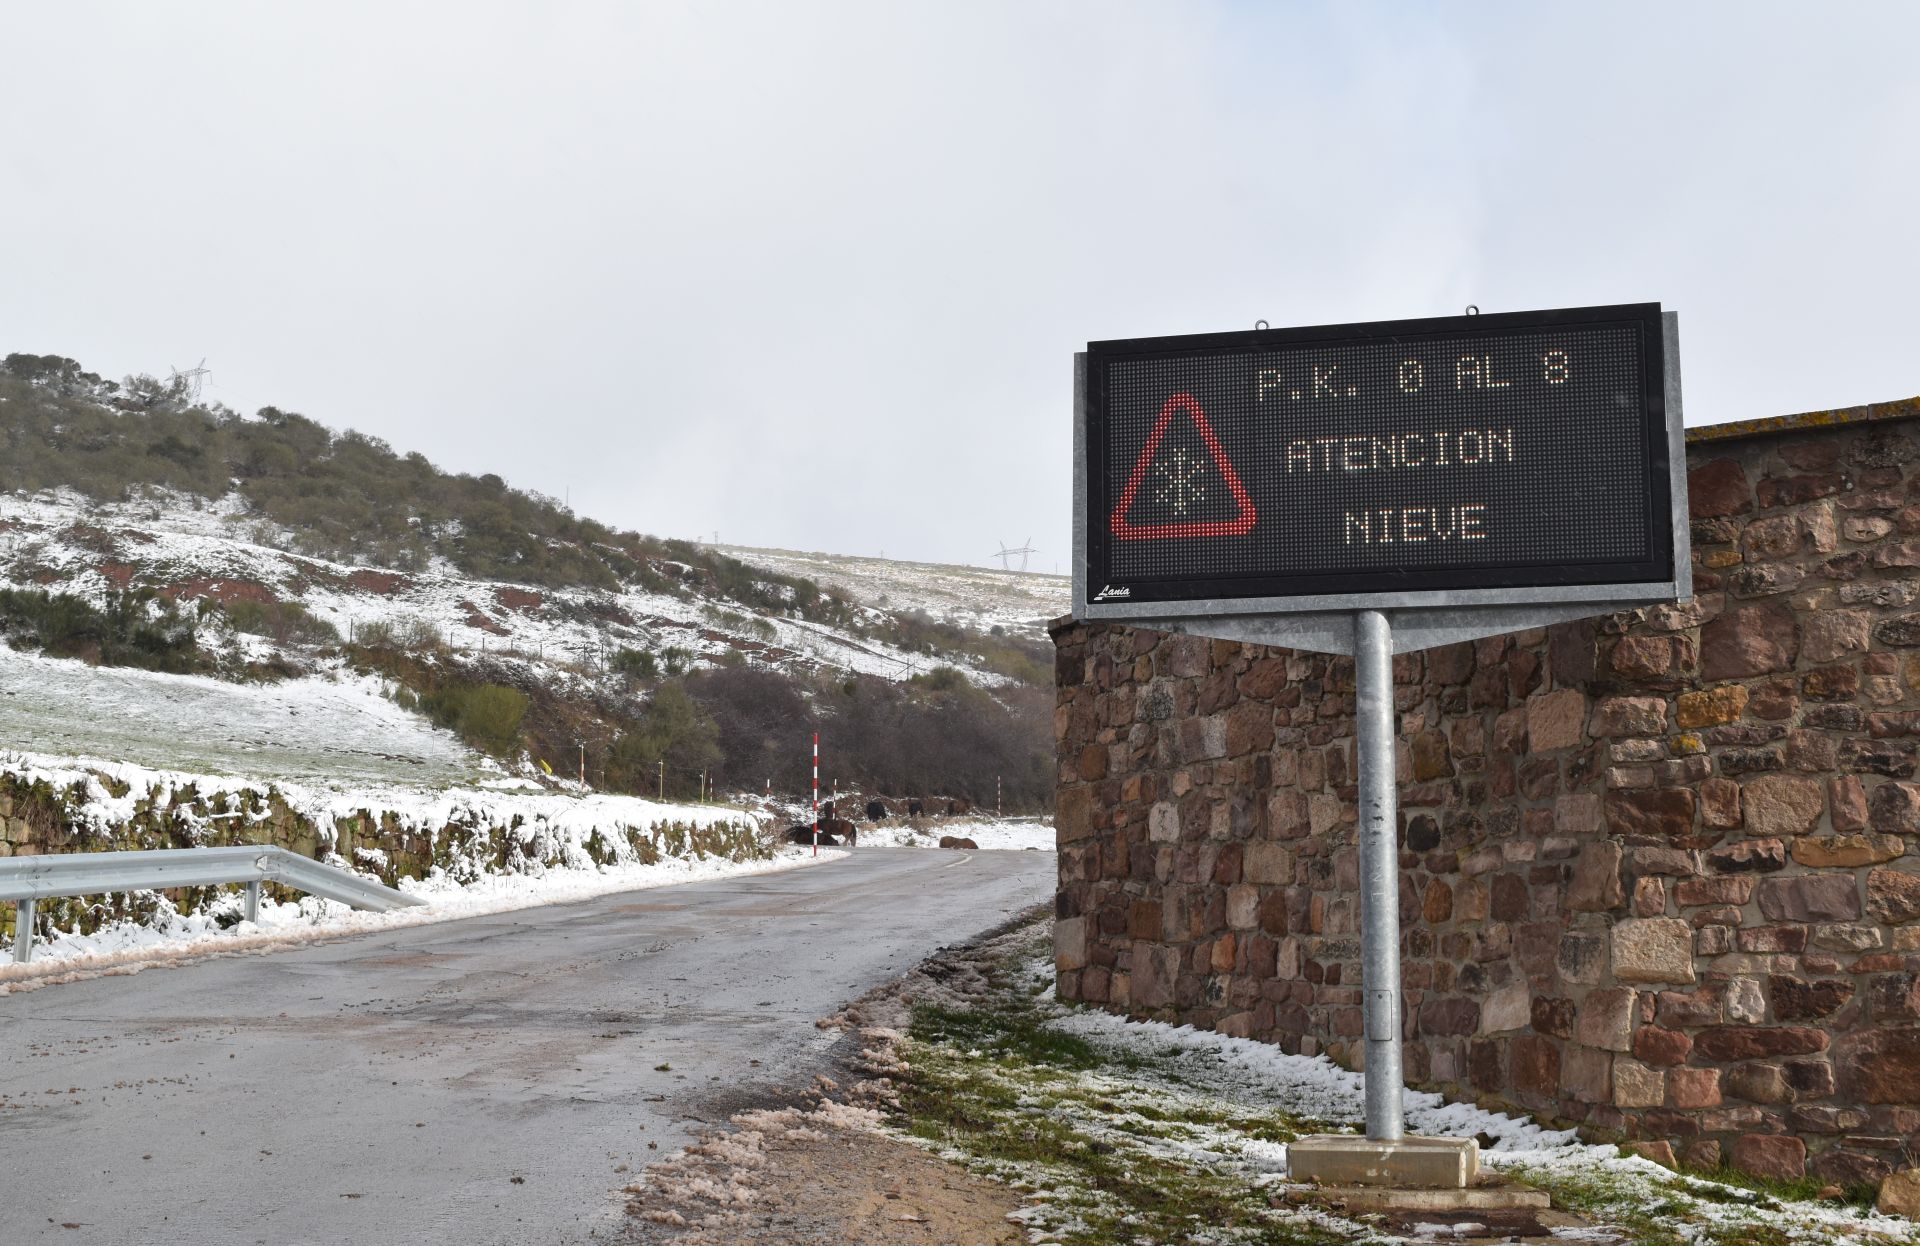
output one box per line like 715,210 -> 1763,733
0,486 -> 1058,795
0,488 -> 1025,689
0,644 -> 485,787
717,545 -> 1069,643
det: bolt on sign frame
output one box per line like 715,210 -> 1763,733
1070,304 -> 1691,1141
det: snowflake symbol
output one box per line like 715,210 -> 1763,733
1152,447 -> 1207,515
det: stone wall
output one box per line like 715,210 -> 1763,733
0,767 -> 767,944
1051,397 -> 1920,1187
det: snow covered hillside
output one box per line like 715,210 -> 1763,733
718,545 -> 1069,643
0,488 -> 1025,689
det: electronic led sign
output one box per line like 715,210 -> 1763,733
1076,303 -> 1683,619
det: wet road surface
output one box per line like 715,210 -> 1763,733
0,847 -> 1054,1245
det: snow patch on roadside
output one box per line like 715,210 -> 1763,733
1049,1002 -> 1575,1152
855,818 -> 1054,852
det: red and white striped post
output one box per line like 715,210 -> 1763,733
811,732 -> 820,857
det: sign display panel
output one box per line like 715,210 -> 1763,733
1079,304 -> 1678,614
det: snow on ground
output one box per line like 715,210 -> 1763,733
0,746 -> 751,856
856,818 -> 1055,852
0,746 -> 852,991
717,544 -> 1069,642
1041,987 -> 1919,1245
0,488 -> 1016,689
1049,1003 -> 1576,1154
0,842 -> 842,993
0,644 -> 488,787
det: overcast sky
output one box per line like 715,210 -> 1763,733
2,3 -> 1916,569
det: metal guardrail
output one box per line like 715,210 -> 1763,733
0,845 -> 425,964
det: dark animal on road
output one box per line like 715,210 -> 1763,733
937,835 -> 979,850
786,825 -> 838,846
866,800 -> 886,822
946,798 -> 972,816
906,798 -> 923,817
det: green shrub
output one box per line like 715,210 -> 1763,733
221,598 -> 340,646
0,588 -> 205,674
606,682 -> 720,789
421,682 -> 527,755
611,647 -> 657,682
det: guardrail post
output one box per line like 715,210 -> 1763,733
244,881 -> 261,924
12,898 -> 33,964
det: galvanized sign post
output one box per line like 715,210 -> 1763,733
1072,304 -> 1690,1153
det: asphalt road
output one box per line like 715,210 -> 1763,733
0,847 -> 1055,1245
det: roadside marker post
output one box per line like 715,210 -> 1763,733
812,733 -> 820,858
1073,304 -> 1691,1178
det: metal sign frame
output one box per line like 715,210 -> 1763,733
1072,309 -> 1691,653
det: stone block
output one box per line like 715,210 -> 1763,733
1055,916 -> 1088,972
1831,776 -> 1870,832
1768,976 -> 1855,1021
1669,1066 -> 1723,1109
1731,1133 -> 1806,1182
1695,1026 -> 1829,1061
1627,1140 -> 1678,1169
1792,834 -> 1904,869
1554,792 -> 1603,835
1700,777 -> 1743,830
1757,875 -> 1861,922
1287,1135 -> 1478,1189
1590,696 -> 1668,737
1558,931 -> 1610,985
1675,876 -> 1754,908
1148,801 -> 1181,844
1511,1034 -> 1560,1097
1634,1025 -> 1692,1066
1701,603 -> 1799,681
1480,982 -> 1530,1035
1565,841 -> 1625,912
1707,838 -> 1787,874
1741,774 -> 1826,838
1575,986 -> 1636,1052
1614,1058 -> 1664,1108
1528,688 -> 1587,752
1606,789 -> 1696,839
1056,787 -> 1095,843
1867,868 -> 1920,925
1802,609 -> 1872,664
1612,918 -> 1695,985
1531,996 -> 1575,1039
1727,977 -> 1766,1023
1612,637 -> 1673,678
1226,884 -> 1259,930
1562,1044 -> 1612,1103
1870,783 -> 1920,835
1838,1027 -> 1920,1103
1242,843 -> 1291,886
1677,684 -> 1750,728
1690,457 -> 1753,518
1726,1063 -> 1788,1104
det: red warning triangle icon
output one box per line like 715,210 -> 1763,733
1109,393 -> 1257,540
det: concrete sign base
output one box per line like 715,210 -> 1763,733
1287,1134 -> 1480,1189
